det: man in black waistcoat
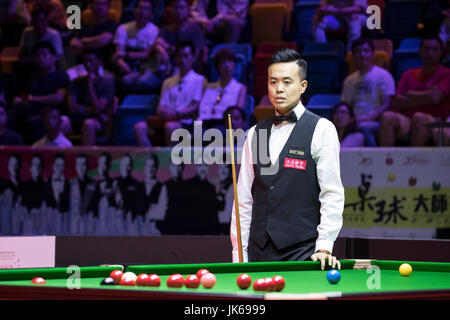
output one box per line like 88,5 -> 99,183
230,48 -> 345,269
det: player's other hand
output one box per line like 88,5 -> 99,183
311,252 -> 341,270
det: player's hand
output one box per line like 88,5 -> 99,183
311,252 -> 341,270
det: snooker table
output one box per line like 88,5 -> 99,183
0,260 -> 450,300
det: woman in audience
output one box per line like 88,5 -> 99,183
330,102 -> 365,147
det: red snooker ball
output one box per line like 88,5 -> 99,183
184,275 -> 200,288
200,273 -> 216,289
196,269 -> 210,280
252,278 -> 266,291
136,273 -> 149,286
31,277 -> 46,285
236,274 -> 252,290
167,274 -> 184,288
272,275 -> 285,291
147,274 -> 161,287
120,277 -> 136,286
110,270 -> 124,285
264,277 -> 275,292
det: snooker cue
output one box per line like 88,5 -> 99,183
227,113 -> 244,263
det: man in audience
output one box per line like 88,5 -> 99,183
112,0 -> 166,94
134,42 -> 206,146
68,50 -> 115,146
341,38 -> 395,146
155,0 -> 206,71
32,107 -> 72,147
13,41 -> 69,144
190,0 -> 248,43
18,3 -> 63,62
312,0 -> 367,50
69,0 -> 117,69
379,37 -> 450,146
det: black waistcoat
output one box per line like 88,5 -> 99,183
250,110 -> 321,250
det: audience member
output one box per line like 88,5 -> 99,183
379,37 -> 450,146
155,0 -> 206,69
12,41 -> 69,144
28,0 -> 69,35
32,107 -> 72,147
69,0 -> 117,68
18,3 -> 63,62
341,38 -> 395,146
191,0 -> 248,43
330,102 -> 364,147
312,0 -> 367,49
197,49 -> 247,130
112,0 -> 167,94
134,42 -> 206,146
68,50 -> 115,146
0,105 -> 24,145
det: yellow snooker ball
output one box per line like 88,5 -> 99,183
399,263 -> 412,276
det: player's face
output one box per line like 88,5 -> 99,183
218,164 -> 230,181
353,43 -> 374,70
30,157 -> 42,179
76,157 -> 88,178
196,163 -> 208,180
268,61 -> 307,115
144,158 -> 156,178
8,157 -> 19,178
120,157 -> 131,177
420,40 -> 443,66
98,156 -> 107,176
53,158 -> 65,177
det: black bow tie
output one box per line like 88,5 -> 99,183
272,111 -> 297,125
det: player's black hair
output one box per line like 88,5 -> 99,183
53,152 -> 65,164
99,152 -> 112,169
33,41 -> 56,56
268,48 -> 307,81
351,37 -> 375,53
76,153 -> 89,162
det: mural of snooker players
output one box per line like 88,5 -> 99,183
70,153 -> 96,235
94,152 -> 120,235
140,153 -> 167,235
1,153 -> 23,234
116,154 -> 141,235
183,160 -> 221,235
44,152 -> 70,235
21,153 -> 47,234
216,163 -> 234,234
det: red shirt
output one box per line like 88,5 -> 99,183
395,65 -> 450,120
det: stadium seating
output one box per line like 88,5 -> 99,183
249,3 -> 290,47
385,0 -> 425,46
291,1 -> 320,48
392,50 -> 422,83
398,38 -> 422,51
307,94 -> 341,119
113,94 -> 159,146
345,50 -> 391,74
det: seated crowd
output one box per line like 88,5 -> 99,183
0,0 -> 448,148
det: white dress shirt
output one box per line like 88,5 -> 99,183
230,101 -> 344,262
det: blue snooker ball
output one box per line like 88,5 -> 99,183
327,269 -> 341,284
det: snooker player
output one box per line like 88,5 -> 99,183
230,48 -> 344,269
